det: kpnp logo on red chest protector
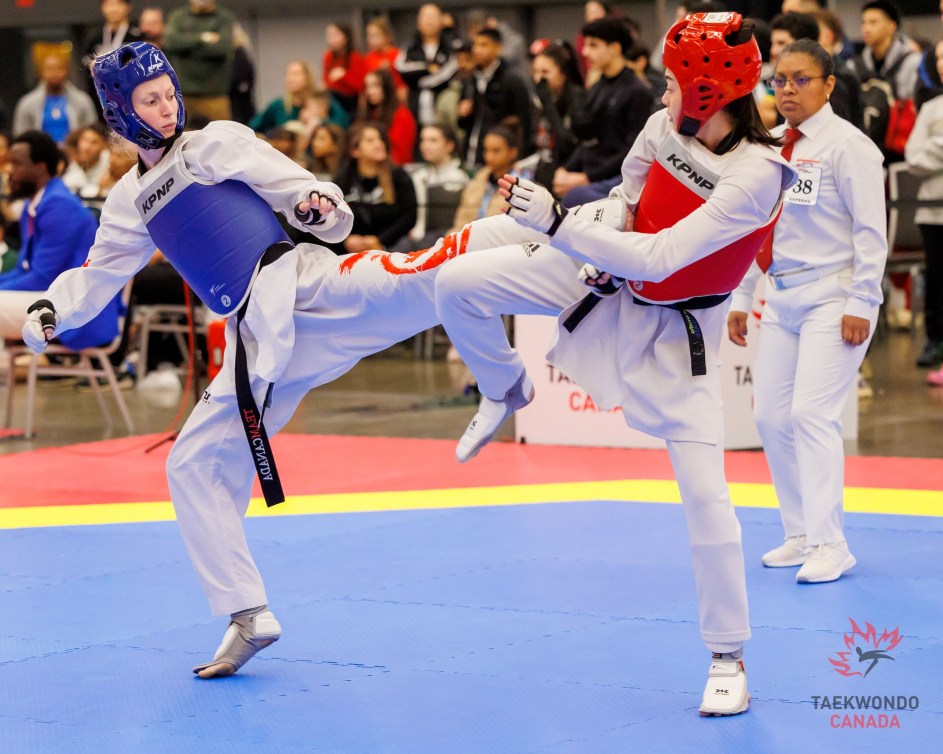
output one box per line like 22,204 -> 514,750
631,133 -> 778,303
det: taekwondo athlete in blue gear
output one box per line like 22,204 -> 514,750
20,41 -> 595,680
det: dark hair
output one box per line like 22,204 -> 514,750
682,1 -> 728,13
328,21 -> 357,59
771,12 -> 820,43
342,122 -> 395,203
12,130 -> 60,175
751,18 -> 772,63
778,38 -> 834,78
485,116 -> 522,153
359,68 -> 398,128
815,9 -> 845,44
581,17 -> 633,55
422,122 -> 461,157
475,27 -> 502,44
308,122 -> 345,176
862,0 -> 901,27
534,41 -> 584,88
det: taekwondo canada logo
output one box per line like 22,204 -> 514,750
810,618 -> 919,729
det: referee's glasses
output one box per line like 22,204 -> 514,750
770,75 -> 827,90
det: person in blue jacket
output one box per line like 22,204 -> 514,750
0,130 -> 119,350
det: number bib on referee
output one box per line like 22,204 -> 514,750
784,162 -> 821,206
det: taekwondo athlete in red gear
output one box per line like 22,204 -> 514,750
494,12 -> 798,716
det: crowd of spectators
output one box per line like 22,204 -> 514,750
3,0 -> 943,382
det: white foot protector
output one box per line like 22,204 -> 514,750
456,372 -> 535,463
193,607 -> 281,678
699,654 -> 750,717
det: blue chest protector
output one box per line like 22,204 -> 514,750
134,145 -> 290,315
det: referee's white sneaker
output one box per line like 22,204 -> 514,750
193,606 -> 281,678
796,541 -> 856,583
699,653 -> 749,717
761,535 -> 809,567
456,372 -> 534,462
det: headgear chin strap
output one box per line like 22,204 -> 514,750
93,42 -> 186,149
662,12 -> 761,137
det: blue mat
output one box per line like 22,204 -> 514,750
0,501 -> 940,752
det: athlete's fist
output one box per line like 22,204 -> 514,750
294,188 -> 340,226
23,299 -> 59,354
727,310 -> 749,347
578,264 -> 624,296
499,175 -> 567,236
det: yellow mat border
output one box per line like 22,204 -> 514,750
1,480 -> 941,529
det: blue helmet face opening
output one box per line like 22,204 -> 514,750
93,42 -> 186,149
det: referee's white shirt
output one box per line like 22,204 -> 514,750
732,102 -> 887,319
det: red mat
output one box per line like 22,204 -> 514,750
1,434 -> 941,509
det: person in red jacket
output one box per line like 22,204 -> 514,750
323,21 -> 364,116
356,69 -> 417,165
364,16 -> 407,101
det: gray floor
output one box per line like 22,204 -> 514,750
2,327 -> 943,458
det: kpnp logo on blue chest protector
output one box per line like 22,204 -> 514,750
135,145 -> 290,315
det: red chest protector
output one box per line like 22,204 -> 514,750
630,134 -> 779,304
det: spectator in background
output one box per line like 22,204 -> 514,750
250,60 -> 318,134
451,120 -> 525,232
0,131 -> 119,351
323,21 -> 365,117
333,124 -> 417,253
163,0 -> 236,122
297,88 -> 350,143
401,123 -> 469,250
625,43 -> 668,105
465,9 -> 527,73
84,0 -> 143,60
364,16 -> 407,100
815,8 -> 854,64
356,69 -> 417,166
576,0 -> 616,85
849,1 -> 920,106
458,28 -> 533,169
139,6 -> 166,46
530,41 -> 585,186
905,67 -> 943,371
397,4 -> 459,131
914,7 -> 943,112
306,122 -> 345,180
12,55 -> 98,142
434,36 -> 475,139
229,21 -> 256,125
554,17 -> 651,207
62,125 -> 110,196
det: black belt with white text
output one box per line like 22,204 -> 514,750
632,292 -> 730,377
234,240 -> 294,507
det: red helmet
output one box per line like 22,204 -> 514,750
662,12 -> 761,136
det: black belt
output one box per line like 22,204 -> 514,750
233,240 -> 294,507
632,293 -> 729,377
561,285 -> 728,378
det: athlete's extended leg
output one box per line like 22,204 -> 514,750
435,242 -> 584,460
667,439 -> 751,716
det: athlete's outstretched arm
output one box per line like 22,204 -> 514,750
187,121 -> 354,243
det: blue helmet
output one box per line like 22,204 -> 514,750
93,42 -> 186,149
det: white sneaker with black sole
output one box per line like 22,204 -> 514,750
699,653 -> 749,717
796,541 -> 856,583
761,535 -> 810,567
456,371 -> 534,462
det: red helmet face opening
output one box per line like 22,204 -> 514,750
662,12 -> 762,136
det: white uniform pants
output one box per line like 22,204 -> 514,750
434,238 -> 585,399
168,246 -> 445,615
753,271 -> 877,546
669,439 -> 751,651
167,221 -> 538,616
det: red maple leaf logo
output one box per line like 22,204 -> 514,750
829,618 -> 903,678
